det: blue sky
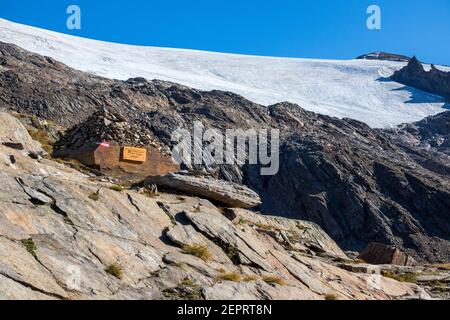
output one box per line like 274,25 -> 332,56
1,0 -> 449,65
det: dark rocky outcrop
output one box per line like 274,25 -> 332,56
391,56 -> 450,101
0,41 -> 449,263
384,112 -> 450,176
246,103 -> 450,262
386,111 -> 450,156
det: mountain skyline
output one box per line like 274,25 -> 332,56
1,0 -> 450,65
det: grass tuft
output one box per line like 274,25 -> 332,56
109,184 -> 124,192
217,271 -> 241,282
382,271 -> 418,283
262,275 -> 285,286
163,278 -> 203,300
182,244 -> 211,261
224,245 -> 239,262
325,294 -> 338,300
105,262 -> 124,279
432,263 -> 450,271
21,238 -> 37,257
26,127 -> 54,154
181,279 -> 196,287
242,275 -> 258,282
88,191 -> 100,201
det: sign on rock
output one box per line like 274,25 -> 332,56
123,147 -> 147,162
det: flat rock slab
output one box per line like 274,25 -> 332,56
338,263 -> 384,274
203,281 -> 319,300
0,237 -> 67,299
183,209 -> 272,271
416,274 -> 450,283
230,208 -> 347,259
0,115 -> 433,300
145,173 -> 261,209
0,274 -> 56,300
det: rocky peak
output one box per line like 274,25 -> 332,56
391,56 -> 450,102
406,56 -> 424,71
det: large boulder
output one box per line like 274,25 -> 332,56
0,112 -> 43,153
358,243 -> 417,266
145,173 -> 262,208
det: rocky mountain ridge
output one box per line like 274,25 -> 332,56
356,52 -> 411,62
0,41 -> 449,263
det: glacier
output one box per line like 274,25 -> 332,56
0,18 -> 448,128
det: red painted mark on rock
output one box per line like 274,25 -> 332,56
97,141 -> 111,148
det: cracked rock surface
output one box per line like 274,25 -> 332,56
0,114 -> 429,300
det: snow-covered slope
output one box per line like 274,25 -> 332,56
0,18 -> 448,128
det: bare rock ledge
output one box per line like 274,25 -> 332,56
145,173 -> 262,209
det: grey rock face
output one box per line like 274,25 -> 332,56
1,46 -> 447,299
183,208 -> 273,271
0,41 -> 449,263
0,112 -> 43,154
0,119 -> 434,299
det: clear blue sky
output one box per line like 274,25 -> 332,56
1,0 -> 449,65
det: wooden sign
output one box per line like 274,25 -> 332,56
122,147 -> 147,162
